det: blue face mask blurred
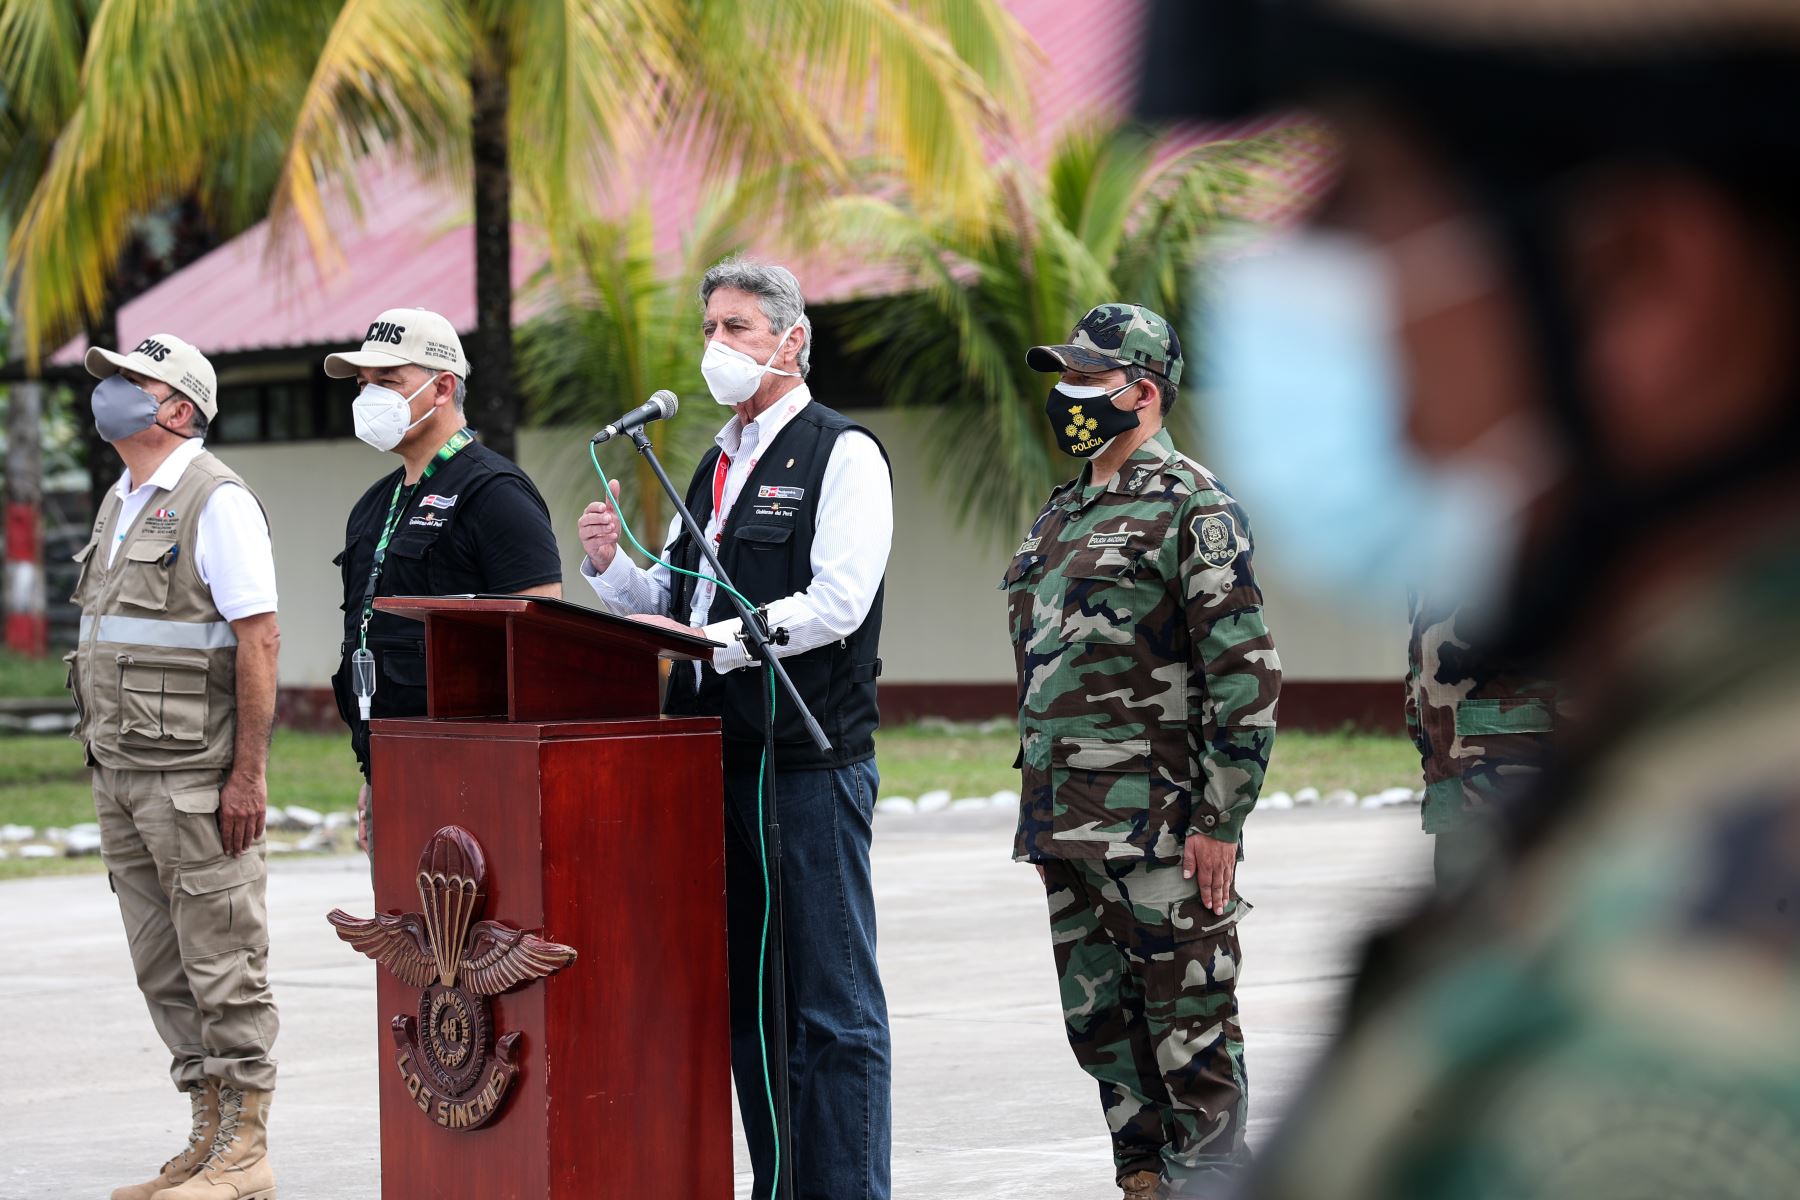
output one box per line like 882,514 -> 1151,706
1201,230 -> 1552,623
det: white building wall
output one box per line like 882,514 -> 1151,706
224,411 -> 1405,692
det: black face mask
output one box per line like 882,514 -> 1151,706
1045,381 -> 1142,458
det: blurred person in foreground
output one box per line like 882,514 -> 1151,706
1142,0 -> 1800,1196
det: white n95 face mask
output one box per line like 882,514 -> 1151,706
1202,229 -> 1555,626
701,322 -> 801,407
353,374 -> 438,452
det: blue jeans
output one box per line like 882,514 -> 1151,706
724,757 -> 892,1200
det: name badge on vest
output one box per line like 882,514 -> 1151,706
142,507 -> 180,538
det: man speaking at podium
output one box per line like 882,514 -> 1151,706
577,258 -> 895,1200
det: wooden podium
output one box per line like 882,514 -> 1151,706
332,595 -> 731,1200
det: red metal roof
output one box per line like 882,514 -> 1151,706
52,0 -> 1333,367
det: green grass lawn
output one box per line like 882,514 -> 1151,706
0,730 -> 363,880
0,648 -> 69,698
0,723 -> 1420,879
874,723 -> 1419,801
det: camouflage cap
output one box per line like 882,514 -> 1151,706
1027,303 -> 1184,387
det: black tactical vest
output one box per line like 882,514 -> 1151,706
330,440 -> 546,768
664,402 -> 886,771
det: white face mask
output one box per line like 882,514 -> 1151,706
353,374 -> 439,452
701,321 -> 801,407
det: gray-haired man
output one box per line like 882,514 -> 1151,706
577,258 -> 895,1199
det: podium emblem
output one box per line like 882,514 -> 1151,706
328,826 -> 578,1130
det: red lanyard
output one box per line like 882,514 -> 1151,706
712,452 -> 730,527
711,449 -> 758,542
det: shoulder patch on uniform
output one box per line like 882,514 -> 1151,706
1016,535 -> 1041,555
1192,511 -> 1239,569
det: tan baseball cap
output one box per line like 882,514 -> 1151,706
324,307 -> 471,379
85,333 -> 219,420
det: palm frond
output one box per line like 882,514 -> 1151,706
0,0 -> 86,211
263,0 -> 471,276
518,174 -> 768,542
824,119 -> 1318,535
673,0 -> 1029,232
499,0 -> 680,265
4,0 -> 329,357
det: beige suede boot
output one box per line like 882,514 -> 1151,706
112,1081 -> 222,1200
152,1085 -> 275,1200
1120,1169 -> 1163,1197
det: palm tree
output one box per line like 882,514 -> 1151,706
3,0 -> 1032,461
515,181 -> 763,541
819,120 -> 1306,536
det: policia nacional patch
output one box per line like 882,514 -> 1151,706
1193,512 -> 1239,569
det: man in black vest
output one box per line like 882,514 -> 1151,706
577,258 -> 894,1200
326,307 -> 563,852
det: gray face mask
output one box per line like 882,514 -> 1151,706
91,375 -> 181,443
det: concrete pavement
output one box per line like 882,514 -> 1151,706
0,805 -> 1431,1200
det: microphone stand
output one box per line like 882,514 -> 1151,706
628,426 -> 825,1200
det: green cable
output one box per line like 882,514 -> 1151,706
589,442 -> 781,1194
588,443 -> 755,611
757,669 -> 780,1196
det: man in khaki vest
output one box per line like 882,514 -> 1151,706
69,333 -> 282,1200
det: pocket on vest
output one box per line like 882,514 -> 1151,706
117,541 -> 178,612
379,647 -> 427,688
385,533 -> 449,594
63,650 -> 83,725
735,522 -> 794,549
70,540 -> 98,604
118,655 -> 210,747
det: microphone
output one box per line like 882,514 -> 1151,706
591,390 -> 679,444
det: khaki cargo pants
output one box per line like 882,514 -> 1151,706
93,765 -> 279,1092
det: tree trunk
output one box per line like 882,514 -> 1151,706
83,308 -> 123,526
3,324 -> 48,655
468,26 -> 517,462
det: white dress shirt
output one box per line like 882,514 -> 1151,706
582,385 -> 892,676
108,437 -> 279,622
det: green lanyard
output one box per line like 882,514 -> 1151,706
357,429 -> 472,648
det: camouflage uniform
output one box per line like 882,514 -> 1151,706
1404,593 -> 1558,887
1254,520 -> 1800,1200
1008,305 -> 1281,1194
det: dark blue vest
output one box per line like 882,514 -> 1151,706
664,401 -> 886,771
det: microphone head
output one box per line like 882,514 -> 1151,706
650,389 -> 679,419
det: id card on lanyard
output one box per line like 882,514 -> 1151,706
350,428 -> 472,718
